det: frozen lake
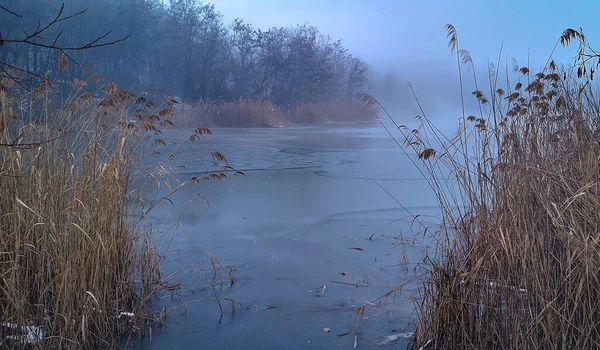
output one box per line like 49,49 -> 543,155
126,123 -> 441,349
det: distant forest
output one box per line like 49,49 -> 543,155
0,0 -> 368,107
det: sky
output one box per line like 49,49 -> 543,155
206,0 -> 600,120
208,0 -> 599,67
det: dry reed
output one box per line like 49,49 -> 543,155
0,70 -> 196,348
177,99 -> 374,127
366,26 -> 600,349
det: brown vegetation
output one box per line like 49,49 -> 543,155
177,99 -> 375,127
370,25 -> 600,349
0,70 -> 217,348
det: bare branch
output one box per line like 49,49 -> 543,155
2,3 -> 129,52
3,33 -> 131,52
0,5 -> 22,18
0,61 -> 45,80
52,29 -> 64,47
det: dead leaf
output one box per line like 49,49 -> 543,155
340,272 -> 346,276
323,328 -> 331,332
349,247 -> 364,251
354,334 -> 358,348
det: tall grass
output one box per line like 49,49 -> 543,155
367,27 -> 600,349
177,99 -> 375,127
0,73 -> 191,348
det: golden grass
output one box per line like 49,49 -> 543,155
177,99 -> 375,127
178,99 -> 285,127
0,73 -> 194,348
365,26 -> 600,349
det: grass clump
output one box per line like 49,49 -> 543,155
177,99 -> 375,127
367,26 -> 600,349
0,73 -> 187,348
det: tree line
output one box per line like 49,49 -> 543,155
0,0 -> 368,107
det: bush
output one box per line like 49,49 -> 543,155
177,99 -> 375,127
178,99 -> 285,127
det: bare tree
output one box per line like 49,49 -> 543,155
0,3 -> 129,89
1,0 -> 369,105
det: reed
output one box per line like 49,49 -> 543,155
367,26 -> 600,349
0,71 -> 195,348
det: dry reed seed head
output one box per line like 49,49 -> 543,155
519,67 -> 530,75
507,92 -> 520,102
79,92 -> 95,101
144,101 -> 154,109
195,127 -> 212,136
102,82 -> 118,94
141,121 -> 158,132
116,90 -> 136,102
211,151 -> 227,163
542,73 -> 559,82
560,28 -> 585,46
89,74 -> 103,82
418,148 -> 436,160
506,108 -> 517,118
444,24 -> 459,52
33,76 -> 52,95
71,78 -> 87,90
159,119 -> 174,128
166,99 -> 179,108
496,88 -> 505,96
475,119 -> 487,130
135,97 -> 147,105
98,96 -> 116,107
358,93 -> 377,108
58,53 -> 67,70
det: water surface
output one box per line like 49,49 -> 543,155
127,124 -> 440,349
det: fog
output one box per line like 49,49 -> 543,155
2,1 -> 599,349
211,0 -> 600,121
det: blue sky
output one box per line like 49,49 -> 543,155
209,0 -> 599,68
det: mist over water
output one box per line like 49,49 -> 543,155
5,0 -> 600,348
